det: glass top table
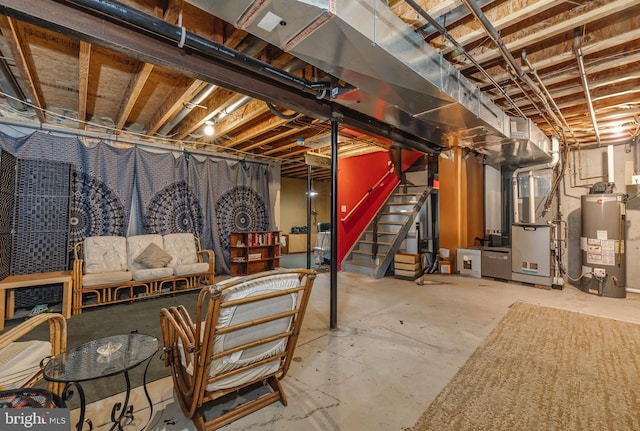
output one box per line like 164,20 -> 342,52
44,333 -> 158,382
43,333 -> 159,431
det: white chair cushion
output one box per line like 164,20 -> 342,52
82,270 -> 132,287
163,233 -> 198,266
187,272 -> 300,391
0,340 -> 51,389
84,236 -> 127,274
127,234 -> 164,271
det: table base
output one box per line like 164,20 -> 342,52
63,355 -> 155,431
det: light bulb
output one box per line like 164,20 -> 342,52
204,123 -> 214,136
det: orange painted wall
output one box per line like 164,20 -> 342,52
438,147 -> 484,268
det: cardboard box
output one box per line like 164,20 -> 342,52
439,260 -> 452,274
394,253 -> 420,264
395,261 -> 420,271
395,268 -> 422,279
394,253 -> 423,280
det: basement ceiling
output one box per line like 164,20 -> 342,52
0,0 -> 637,181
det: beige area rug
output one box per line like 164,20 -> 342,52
412,302 -> 640,431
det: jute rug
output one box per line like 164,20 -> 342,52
412,302 -> 640,431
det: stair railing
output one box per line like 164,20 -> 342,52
371,215 -> 379,262
341,166 -> 395,222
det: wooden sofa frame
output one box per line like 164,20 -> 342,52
159,268 -> 316,431
72,234 -> 214,314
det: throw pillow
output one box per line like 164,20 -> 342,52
134,242 -> 173,268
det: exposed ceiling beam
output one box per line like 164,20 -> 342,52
460,0 -> 639,73
145,77 -> 205,135
114,61 -> 153,132
0,15 -> 45,122
208,100 -> 270,142
220,114 -> 291,149
77,40 -> 90,128
240,125 -> 305,152
0,0 -> 442,154
437,0 -> 559,54
172,87 -> 235,140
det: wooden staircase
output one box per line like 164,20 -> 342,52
342,182 -> 431,279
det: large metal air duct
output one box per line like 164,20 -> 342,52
190,0 -> 552,164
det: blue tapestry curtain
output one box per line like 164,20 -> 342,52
0,132 -> 136,248
189,157 -> 273,274
0,131 -> 276,275
133,148 -> 199,237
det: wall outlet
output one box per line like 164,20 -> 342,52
633,175 -> 640,185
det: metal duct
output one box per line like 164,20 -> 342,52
192,0 -> 551,165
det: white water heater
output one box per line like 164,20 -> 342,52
580,192 -> 626,298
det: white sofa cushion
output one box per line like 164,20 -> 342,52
173,262 -> 210,277
0,340 -> 51,389
131,267 -> 174,281
82,270 -> 132,287
163,233 -> 199,266
127,234 -> 165,271
84,236 -> 128,274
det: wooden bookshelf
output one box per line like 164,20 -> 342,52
229,231 -> 281,275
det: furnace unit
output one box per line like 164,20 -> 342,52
511,223 -> 552,287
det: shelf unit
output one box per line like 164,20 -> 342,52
230,231 -> 281,275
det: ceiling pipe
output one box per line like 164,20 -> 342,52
418,0 -> 492,40
461,0 -> 565,135
159,84 -> 218,136
171,52 -> 303,137
573,28 -> 601,146
521,49 -> 576,144
188,93 -> 253,138
505,63 -> 548,123
403,0 -> 526,118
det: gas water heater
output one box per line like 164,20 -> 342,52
580,190 -> 627,298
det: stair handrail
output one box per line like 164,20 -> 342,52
341,166 -> 395,222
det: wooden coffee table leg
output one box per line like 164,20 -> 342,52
62,280 -> 72,318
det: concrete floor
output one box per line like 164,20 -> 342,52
81,271 -> 640,430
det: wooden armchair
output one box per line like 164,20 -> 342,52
0,313 -> 67,396
159,269 -> 316,431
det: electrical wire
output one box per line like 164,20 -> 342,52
266,102 -> 300,120
566,271 -> 605,283
0,89 -> 311,167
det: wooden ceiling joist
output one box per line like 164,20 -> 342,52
0,15 -> 45,122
